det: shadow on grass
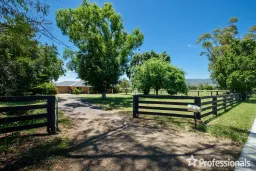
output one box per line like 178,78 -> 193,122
1,137 -> 71,170
81,97 -> 133,110
200,99 -> 256,143
206,124 -> 250,143
203,102 -> 241,124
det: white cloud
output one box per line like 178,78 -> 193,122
188,44 -> 197,48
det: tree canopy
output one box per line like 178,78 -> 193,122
131,58 -> 187,95
127,50 -> 170,78
0,0 -> 63,43
56,0 -> 144,98
197,17 -> 256,93
119,78 -> 131,94
0,17 -> 64,96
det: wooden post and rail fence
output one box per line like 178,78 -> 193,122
0,96 -> 58,134
188,90 -> 229,96
133,93 -> 250,128
0,92 -> 252,134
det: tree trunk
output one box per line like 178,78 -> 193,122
156,89 -> 158,96
102,91 -> 106,99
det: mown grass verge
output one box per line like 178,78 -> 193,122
202,95 -> 256,143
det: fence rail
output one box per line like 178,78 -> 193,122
188,90 -> 228,96
133,95 -> 196,119
133,93 -> 248,128
0,96 -> 57,134
199,93 -> 241,119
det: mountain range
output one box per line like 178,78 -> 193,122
185,78 -> 214,85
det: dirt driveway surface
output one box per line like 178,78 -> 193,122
50,94 -> 242,171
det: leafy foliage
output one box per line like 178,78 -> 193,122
131,58 -> 187,95
197,83 -> 204,90
204,83 -> 214,90
74,88 -> 81,95
127,50 -> 170,78
0,0 -> 63,43
119,78 -> 131,94
187,84 -> 198,90
196,83 -> 214,90
113,84 -> 121,93
197,18 -> 256,93
0,17 -> 65,96
0,0 -> 49,22
33,83 -> 58,95
56,0 -> 144,98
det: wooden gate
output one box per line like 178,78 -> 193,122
0,96 -> 57,134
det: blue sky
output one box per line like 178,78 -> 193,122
41,0 -> 256,82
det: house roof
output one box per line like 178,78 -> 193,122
55,81 -> 77,86
55,81 -> 91,87
72,81 -> 88,87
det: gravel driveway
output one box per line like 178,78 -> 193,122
54,94 -> 242,171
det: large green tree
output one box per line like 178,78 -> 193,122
0,17 -> 65,96
131,58 -> 187,95
56,0 -> 144,98
197,18 -> 256,93
127,50 -> 170,78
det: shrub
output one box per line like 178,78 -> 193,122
188,85 -> 198,90
74,88 -> 81,95
114,84 -> 121,93
33,83 -> 58,95
119,78 -> 131,94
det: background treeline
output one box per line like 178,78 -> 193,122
187,83 -> 216,90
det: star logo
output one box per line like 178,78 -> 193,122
187,155 -> 198,167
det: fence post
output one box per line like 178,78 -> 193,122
133,95 -> 139,118
235,94 -> 238,104
223,95 -> 226,111
47,96 -> 56,134
194,97 -> 201,128
231,94 -> 233,107
198,91 -> 200,96
212,96 -> 217,116
241,93 -> 246,101
55,96 -> 59,131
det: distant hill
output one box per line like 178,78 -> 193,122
185,78 -> 214,85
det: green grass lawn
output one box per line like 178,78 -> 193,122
203,96 -> 256,143
80,93 -> 256,144
80,93 -> 133,111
